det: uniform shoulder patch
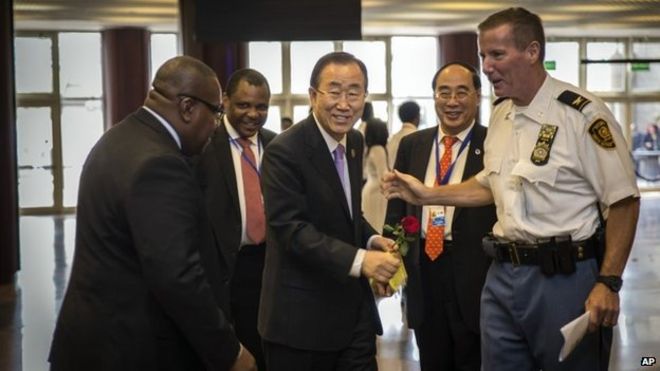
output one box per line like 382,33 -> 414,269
589,119 -> 616,149
557,90 -> 591,112
493,97 -> 509,106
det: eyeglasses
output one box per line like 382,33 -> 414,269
152,85 -> 224,116
434,89 -> 475,102
312,87 -> 366,104
177,94 -> 223,115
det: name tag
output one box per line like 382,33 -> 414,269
429,207 -> 446,227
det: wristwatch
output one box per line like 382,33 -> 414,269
596,275 -> 623,293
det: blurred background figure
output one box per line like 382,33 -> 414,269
280,117 -> 293,131
631,124 -> 644,151
358,102 -> 376,184
639,123 -> 660,180
387,100 -> 420,169
357,101 -> 375,137
643,123 -> 660,150
361,118 -> 390,232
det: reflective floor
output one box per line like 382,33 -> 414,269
1,193 -> 659,371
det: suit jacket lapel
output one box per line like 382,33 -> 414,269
302,118 -> 352,220
346,131 -> 361,221
135,108 -> 181,153
216,124 -> 241,215
410,129 -> 436,220
453,124 -> 486,223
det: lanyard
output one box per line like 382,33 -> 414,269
434,128 -> 473,185
229,136 -> 262,176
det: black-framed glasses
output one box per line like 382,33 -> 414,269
177,94 -> 223,115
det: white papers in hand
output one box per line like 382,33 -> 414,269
559,311 -> 591,362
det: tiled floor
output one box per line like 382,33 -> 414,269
1,193 -> 659,370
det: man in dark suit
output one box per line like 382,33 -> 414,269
197,68 -> 276,370
385,62 -> 497,371
258,52 -> 401,371
49,56 -> 256,371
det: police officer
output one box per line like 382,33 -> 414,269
382,7 -> 640,371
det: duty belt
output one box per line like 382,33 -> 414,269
485,234 -> 598,268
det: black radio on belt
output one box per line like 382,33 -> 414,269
538,236 -> 575,276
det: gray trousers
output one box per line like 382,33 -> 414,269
480,259 -> 611,371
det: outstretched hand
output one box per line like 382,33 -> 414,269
381,170 -> 428,205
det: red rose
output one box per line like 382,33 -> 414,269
400,216 -> 420,234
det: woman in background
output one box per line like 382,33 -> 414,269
361,118 -> 390,232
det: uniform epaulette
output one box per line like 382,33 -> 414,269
493,97 -> 509,106
557,90 -> 591,112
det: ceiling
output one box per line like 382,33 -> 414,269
13,0 -> 660,37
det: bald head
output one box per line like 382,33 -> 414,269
146,56 -> 221,156
151,56 -> 218,100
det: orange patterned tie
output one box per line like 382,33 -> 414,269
238,138 -> 266,244
424,135 -> 458,261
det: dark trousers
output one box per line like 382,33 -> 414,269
231,243 -> 266,371
415,241 -> 481,371
263,294 -> 377,371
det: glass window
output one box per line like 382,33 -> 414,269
631,42 -> 660,93
262,106 -> 281,134
631,102 -> 660,186
17,107 -> 54,208
370,101 -> 389,124
605,102 -> 626,131
586,42 -> 626,92
290,41 -> 334,94
59,33 -> 103,98
343,41 -> 387,94
249,42 -> 283,94
391,37 -> 437,97
479,71 -> 493,124
293,105 -> 311,123
61,101 -> 104,207
416,99 -> 437,131
632,102 -> 660,148
15,36 -> 53,94
150,33 -> 178,81
480,97 -> 492,127
546,42 -> 579,86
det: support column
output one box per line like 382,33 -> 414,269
0,0 -> 19,284
102,28 -> 150,128
179,0 -> 247,87
439,32 -> 479,70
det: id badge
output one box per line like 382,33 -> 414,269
429,207 -> 445,227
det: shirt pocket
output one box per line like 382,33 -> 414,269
510,161 -> 560,218
511,161 -> 558,187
